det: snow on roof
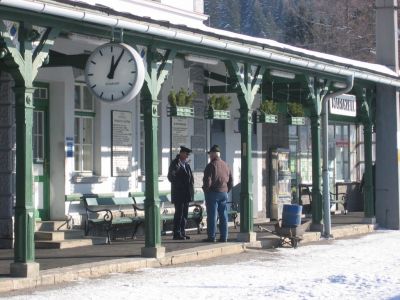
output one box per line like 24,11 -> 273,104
67,0 -> 208,27
196,24 -> 398,78
12,0 -> 400,80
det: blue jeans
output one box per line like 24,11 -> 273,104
205,191 -> 228,240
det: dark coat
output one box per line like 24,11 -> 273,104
167,155 -> 194,203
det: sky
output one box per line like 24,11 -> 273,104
6,229 -> 400,300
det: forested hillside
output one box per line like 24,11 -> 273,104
204,0 -> 375,62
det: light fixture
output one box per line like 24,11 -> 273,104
333,81 -> 347,89
270,69 -> 296,79
0,48 -> 8,59
185,54 -> 219,65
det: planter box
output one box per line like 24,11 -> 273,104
288,116 -> 306,125
167,106 -> 194,118
205,109 -> 231,120
257,113 -> 278,124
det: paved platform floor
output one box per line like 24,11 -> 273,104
0,213 -> 376,293
0,212 -> 372,275
0,226 -> 250,276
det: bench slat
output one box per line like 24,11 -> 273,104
85,197 -> 134,206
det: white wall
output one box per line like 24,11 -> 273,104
35,36 -> 265,222
36,66 -> 74,220
161,0 -> 194,12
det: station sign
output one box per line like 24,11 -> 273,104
329,94 -> 357,117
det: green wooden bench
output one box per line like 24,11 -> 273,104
130,192 -> 204,235
82,194 -> 143,244
194,191 -> 239,228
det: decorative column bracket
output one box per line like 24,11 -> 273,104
0,22 -> 60,83
141,46 -> 176,257
225,60 -> 265,242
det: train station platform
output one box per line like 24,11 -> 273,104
0,213 -> 376,294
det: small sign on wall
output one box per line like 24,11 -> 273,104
329,94 -> 357,117
111,110 -> 133,177
66,137 -> 74,158
171,117 -> 189,154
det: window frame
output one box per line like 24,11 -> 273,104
74,83 -> 95,174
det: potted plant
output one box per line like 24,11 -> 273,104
257,100 -> 278,123
205,95 -> 231,120
167,88 -> 196,118
287,102 -> 305,125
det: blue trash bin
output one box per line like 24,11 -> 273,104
282,204 -> 302,227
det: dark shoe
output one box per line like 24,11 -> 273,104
173,236 -> 186,240
202,237 -> 216,243
219,238 -> 227,243
183,235 -> 191,240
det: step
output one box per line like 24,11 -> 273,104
35,237 -> 108,249
35,220 -> 71,231
35,229 -> 84,241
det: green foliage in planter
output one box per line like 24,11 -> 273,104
259,100 -> 278,115
287,102 -> 304,117
168,88 -> 197,107
208,95 -> 231,110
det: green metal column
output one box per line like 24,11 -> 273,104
13,85 -> 35,263
141,47 -> 175,257
363,121 -> 374,217
225,61 -> 264,242
1,22 -> 59,276
360,88 -> 375,218
142,95 -> 161,248
238,107 -> 253,233
306,76 -> 329,228
310,115 -> 323,225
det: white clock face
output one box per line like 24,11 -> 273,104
85,43 -> 145,103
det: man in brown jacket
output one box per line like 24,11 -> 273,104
202,145 -> 233,242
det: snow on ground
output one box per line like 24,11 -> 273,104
7,230 -> 400,300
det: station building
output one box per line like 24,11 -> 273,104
0,0 -> 399,277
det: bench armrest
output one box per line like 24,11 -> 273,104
132,203 -> 145,213
85,206 -> 113,223
329,192 -> 347,203
189,203 -> 203,215
226,201 -> 238,211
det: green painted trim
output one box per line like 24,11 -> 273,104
33,82 -> 50,221
329,114 -> 359,124
129,191 -> 170,198
65,194 -> 83,202
75,111 -> 96,117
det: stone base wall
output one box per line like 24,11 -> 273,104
0,71 -> 15,249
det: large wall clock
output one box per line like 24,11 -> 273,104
85,43 -> 145,103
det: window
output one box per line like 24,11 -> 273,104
74,84 -> 95,173
335,125 -> 349,181
329,124 -> 350,182
33,111 -> 44,162
33,85 -> 48,163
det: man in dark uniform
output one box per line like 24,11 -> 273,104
167,146 -> 194,240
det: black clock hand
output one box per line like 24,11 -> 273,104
107,49 -> 125,79
107,55 -> 115,79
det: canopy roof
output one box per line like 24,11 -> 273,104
1,0 -> 399,87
